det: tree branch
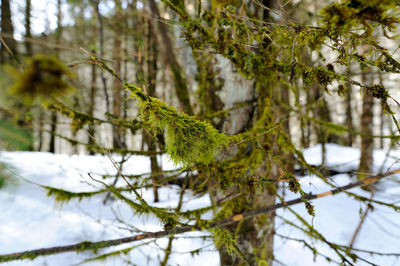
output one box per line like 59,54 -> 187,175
1,169 -> 399,263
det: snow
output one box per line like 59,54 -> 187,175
1,144 -> 400,265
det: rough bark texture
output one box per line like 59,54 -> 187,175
358,81 -> 374,181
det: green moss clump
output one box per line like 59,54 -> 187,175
44,186 -> 104,203
7,54 -> 74,103
138,97 -> 229,166
210,228 -> 238,257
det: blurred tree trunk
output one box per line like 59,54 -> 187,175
358,44 -> 374,183
345,82 -> 354,146
24,0 -> 32,56
25,0 -> 41,151
49,0 -> 62,153
358,73 -> 374,181
0,0 -> 17,64
146,19 -> 161,202
378,73 -> 384,149
112,0 -> 125,149
304,88 -> 311,147
311,84 -> 332,165
88,55 -> 97,154
131,0 -> 145,87
93,0 -> 110,115
148,0 -> 194,115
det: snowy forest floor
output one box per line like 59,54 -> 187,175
1,144 -> 400,266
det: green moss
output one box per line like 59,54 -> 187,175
210,228 -> 238,256
7,54 -> 74,104
137,97 -> 229,166
44,186 -> 105,203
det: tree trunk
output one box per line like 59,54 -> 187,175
146,19 -> 161,202
358,76 -> 374,181
88,51 -> 97,155
378,73 -> 384,149
345,83 -> 354,146
131,0 -> 145,87
212,87 -> 278,265
49,111 -> 57,153
112,0 -> 125,149
24,0 -> 32,56
309,83 -> 337,166
93,0 -> 110,114
0,0 -> 17,64
49,0 -> 62,153
358,44 -> 375,185
148,0 -> 194,115
208,1 -> 279,264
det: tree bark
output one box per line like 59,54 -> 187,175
24,0 -> 32,56
0,0 -> 17,64
358,45 -> 374,185
358,79 -> 374,181
88,58 -> 97,154
146,19 -> 161,202
49,0 -> 62,153
209,1 -> 279,264
345,83 -> 354,146
93,0 -> 110,114
148,0 -> 194,115
112,0 -> 126,149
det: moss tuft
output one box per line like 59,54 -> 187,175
7,54 -> 74,103
137,97 -> 229,166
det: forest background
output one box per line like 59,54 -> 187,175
1,0 -> 400,265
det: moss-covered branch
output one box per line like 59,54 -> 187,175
81,49 -> 230,166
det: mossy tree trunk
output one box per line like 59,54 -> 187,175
209,1 -> 281,264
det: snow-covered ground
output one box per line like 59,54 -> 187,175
0,144 -> 400,266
